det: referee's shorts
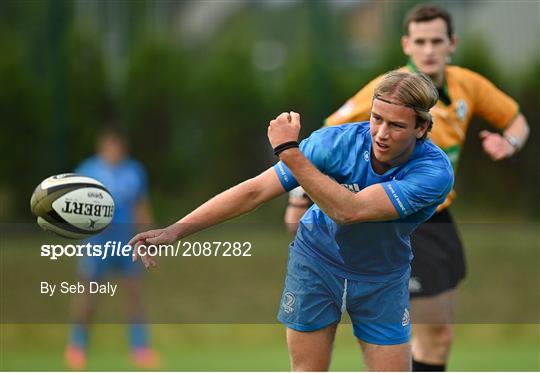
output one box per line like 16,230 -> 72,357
409,209 -> 466,298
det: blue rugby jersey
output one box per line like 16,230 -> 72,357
274,122 -> 454,281
76,156 -> 148,243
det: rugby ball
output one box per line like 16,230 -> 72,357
30,173 -> 115,239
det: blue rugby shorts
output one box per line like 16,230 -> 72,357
277,248 -> 411,345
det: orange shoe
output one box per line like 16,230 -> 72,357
131,347 -> 160,369
64,345 -> 87,370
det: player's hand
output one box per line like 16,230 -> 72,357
129,226 -> 179,268
479,130 -> 515,161
268,111 -> 301,148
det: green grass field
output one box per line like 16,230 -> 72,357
1,221 -> 539,371
1,324 -> 539,371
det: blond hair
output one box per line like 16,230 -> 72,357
373,70 -> 438,140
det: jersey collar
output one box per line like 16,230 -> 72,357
406,59 -> 450,105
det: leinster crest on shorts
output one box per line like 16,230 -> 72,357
283,292 -> 295,314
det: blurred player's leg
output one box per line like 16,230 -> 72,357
65,300 -> 97,369
411,289 -> 457,370
122,276 -> 160,369
358,340 -> 411,371
65,292 -> 100,369
65,256 -> 105,370
409,209 -> 464,370
286,324 -> 337,371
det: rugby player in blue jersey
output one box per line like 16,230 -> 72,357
65,127 -> 159,370
130,70 -> 454,371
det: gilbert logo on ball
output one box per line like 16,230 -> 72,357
30,173 -> 115,239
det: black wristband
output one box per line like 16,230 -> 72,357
273,141 -> 299,156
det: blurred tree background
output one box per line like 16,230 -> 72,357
0,0 -> 538,222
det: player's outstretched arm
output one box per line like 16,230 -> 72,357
269,112 -> 399,225
480,113 -> 529,161
130,168 -> 285,267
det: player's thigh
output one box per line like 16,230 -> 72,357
287,324 -> 338,371
411,288 -> 457,324
358,339 -> 411,371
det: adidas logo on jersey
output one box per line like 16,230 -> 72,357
341,183 -> 361,193
402,308 -> 410,327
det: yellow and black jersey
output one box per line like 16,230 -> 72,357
325,64 -> 519,210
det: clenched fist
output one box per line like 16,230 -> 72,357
268,111 -> 301,148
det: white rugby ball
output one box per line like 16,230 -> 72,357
30,173 -> 115,239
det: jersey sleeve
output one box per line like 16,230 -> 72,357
469,70 -> 519,129
324,77 -> 382,126
273,130 -> 328,192
382,161 -> 454,219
